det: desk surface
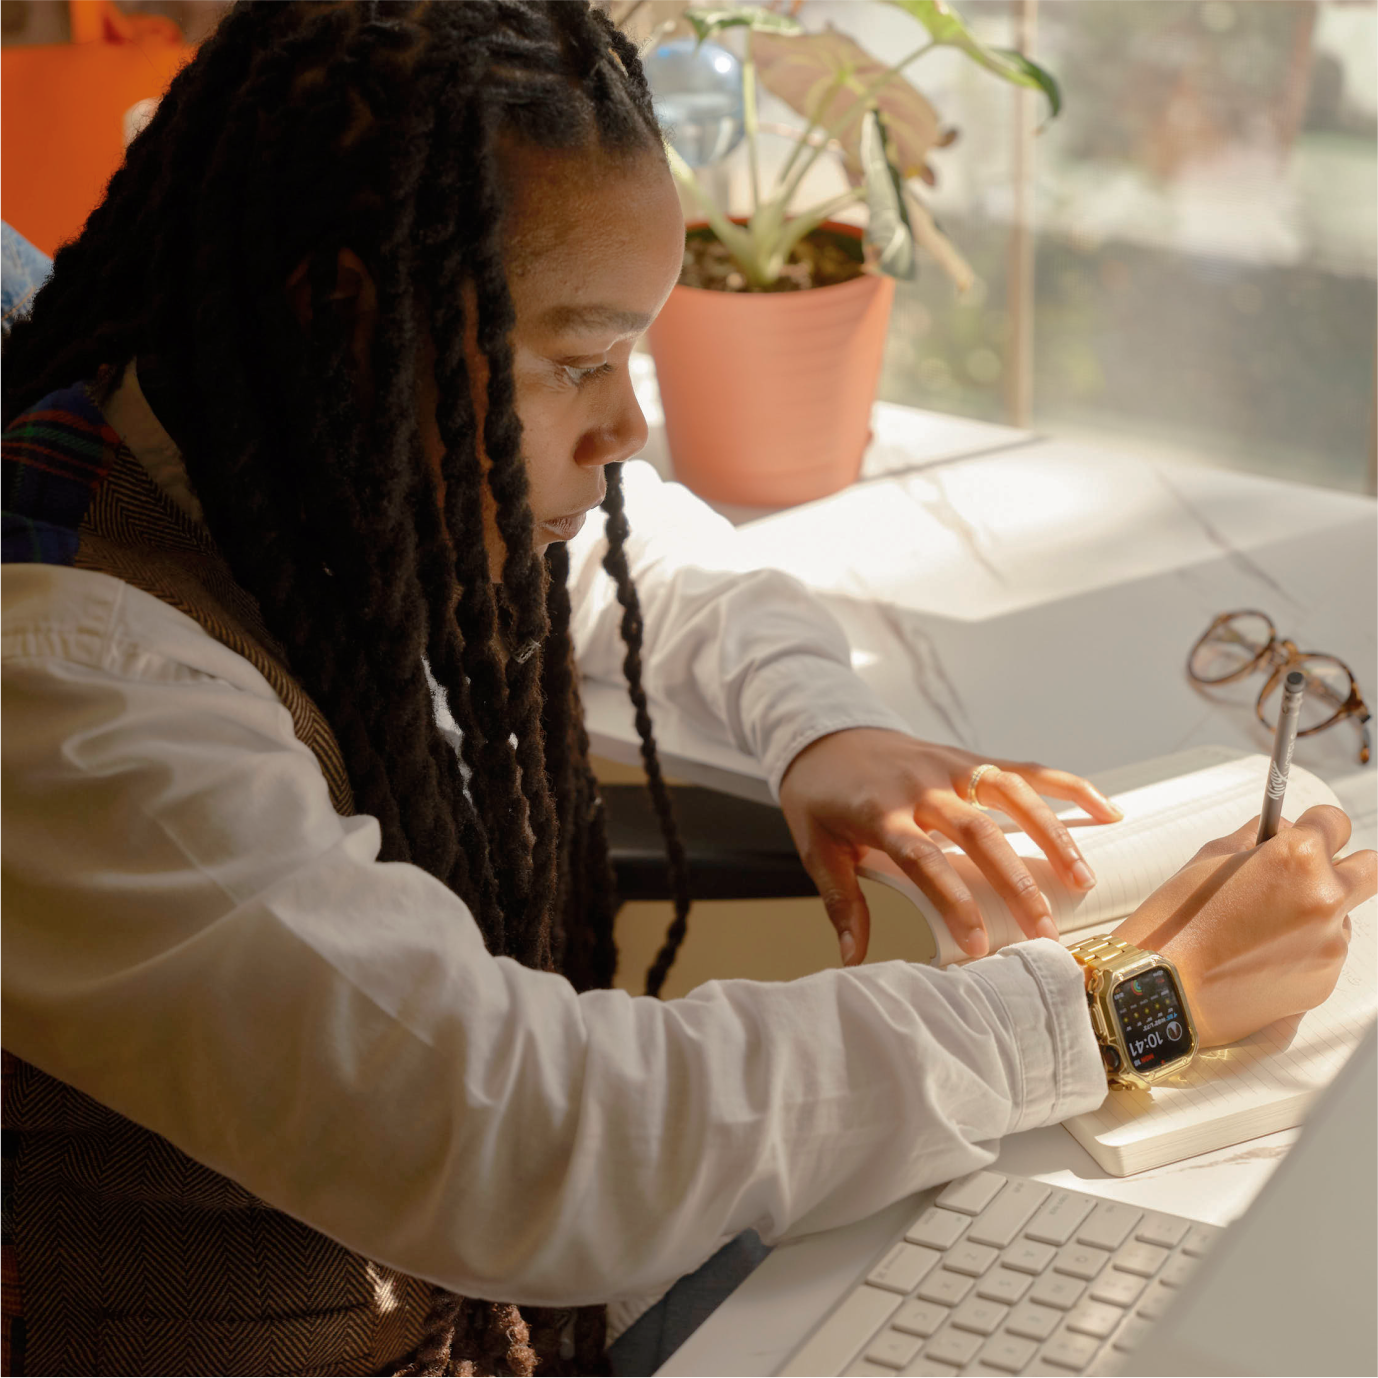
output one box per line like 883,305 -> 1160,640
600,373 -> 1377,1377
590,398 -> 1376,802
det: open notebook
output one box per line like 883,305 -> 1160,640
858,747 -> 1377,1175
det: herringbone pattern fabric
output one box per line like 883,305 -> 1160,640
75,445 -> 356,818
0,1047 -> 22,1372
4,1059 -> 433,1376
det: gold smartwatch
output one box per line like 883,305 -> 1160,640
1067,935 -> 1199,1090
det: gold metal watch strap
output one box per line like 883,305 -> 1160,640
1067,934 -> 1142,973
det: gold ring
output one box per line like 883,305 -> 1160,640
966,763 -> 1000,805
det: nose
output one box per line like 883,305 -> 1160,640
574,368 -> 650,470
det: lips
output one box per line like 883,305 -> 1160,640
540,511 -> 588,542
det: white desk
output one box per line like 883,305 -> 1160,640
594,378 -> 1377,1376
588,430 -> 1376,803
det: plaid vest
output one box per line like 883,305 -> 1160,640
1,387 -> 435,1375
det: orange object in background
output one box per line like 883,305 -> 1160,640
648,223 -> 895,508
1,1 -> 192,258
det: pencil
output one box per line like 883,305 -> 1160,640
1256,669 -> 1306,845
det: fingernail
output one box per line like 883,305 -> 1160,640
1035,916 -> 1060,942
839,930 -> 856,966
1071,860 -> 1096,890
965,928 -> 989,957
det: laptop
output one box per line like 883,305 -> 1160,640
776,1021 -> 1377,1377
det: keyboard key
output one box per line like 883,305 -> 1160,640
778,1284 -> 902,1377
1029,1272 -> 1084,1310
1085,1355 -> 1129,1378
866,1328 -> 924,1368
898,1359 -> 958,1377
870,1242 -> 943,1294
1112,1241 -> 1170,1277
937,1171 -> 1008,1216
1065,1299 -> 1123,1339
924,1325 -> 984,1367
1041,1326 -> 1100,1371
1053,1242 -> 1110,1280
1088,1268 -> 1145,1308
907,1207 -> 971,1251
1005,1299 -> 1061,1341
1183,1224 -> 1220,1257
966,1180 -> 1051,1248
1023,1190 -> 1095,1246
846,1362 -> 896,1377
974,1268 -> 1032,1306
1112,1314 -> 1153,1352
1075,1201 -> 1142,1251
1001,1238 -> 1055,1275
950,1296 -> 1009,1337
978,1332 -> 1038,1373
1159,1253 -> 1201,1288
917,1269 -> 976,1307
1134,1280 -> 1176,1321
893,1298 -> 951,1338
945,1242 -> 1000,1277
1134,1213 -> 1189,1249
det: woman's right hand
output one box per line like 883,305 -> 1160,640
1110,806 -> 1376,1048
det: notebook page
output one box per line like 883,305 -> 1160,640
1065,891 -> 1377,1165
858,756 -> 1340,966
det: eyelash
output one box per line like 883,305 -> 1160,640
560,361 -> 614,388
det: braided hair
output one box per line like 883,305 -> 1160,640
3,2 -> 696,1370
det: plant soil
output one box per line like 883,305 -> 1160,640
679,224 -> 868,293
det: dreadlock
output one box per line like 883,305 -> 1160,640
2,1 -> 697,1370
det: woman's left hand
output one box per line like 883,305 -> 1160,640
777,727 -> 1123,964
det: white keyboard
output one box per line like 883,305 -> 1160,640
778,1170 -> 1221,1377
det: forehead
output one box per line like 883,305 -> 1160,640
499,140 -> 681,313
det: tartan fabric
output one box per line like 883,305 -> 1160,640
1,388 -> 436,1374
1,385 -> 118,566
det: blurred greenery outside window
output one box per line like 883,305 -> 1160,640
675,0 -> 1377,495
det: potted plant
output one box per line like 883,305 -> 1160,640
638,0 -> 1060,506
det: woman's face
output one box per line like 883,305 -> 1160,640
444,139 -> 684,577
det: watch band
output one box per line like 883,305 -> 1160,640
1067,934 -> 1197,1090
1067,933 -> 1140,977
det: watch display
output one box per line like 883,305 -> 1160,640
1111,966 -> 1193,1073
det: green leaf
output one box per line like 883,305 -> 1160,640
859,108 -> 916,280
883,0 -> 1061,120
752,27 -> 942,180
685,6 -> 802,46
987,48 -> 1061,120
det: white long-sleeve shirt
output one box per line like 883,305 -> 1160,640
2,435 -> 1105,1309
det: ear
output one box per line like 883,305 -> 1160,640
284,247 -> 379,376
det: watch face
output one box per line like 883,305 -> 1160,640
1112,966 -> 1192,1074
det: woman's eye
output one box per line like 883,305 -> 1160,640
560,361 -> 614,388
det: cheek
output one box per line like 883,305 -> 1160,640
512,378 -> 580,489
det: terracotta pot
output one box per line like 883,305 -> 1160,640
647,221 -> 894,507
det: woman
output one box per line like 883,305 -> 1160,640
3,4 -> 1371,1375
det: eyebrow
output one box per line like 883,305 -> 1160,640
539,304 -> 653,336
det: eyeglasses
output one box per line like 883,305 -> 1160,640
1187,610 -> 1371,765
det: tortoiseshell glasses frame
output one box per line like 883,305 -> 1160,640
1187,609 -> 1371,766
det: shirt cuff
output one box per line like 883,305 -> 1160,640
965,938 -> 1107,1135
746,654 -> 915,800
